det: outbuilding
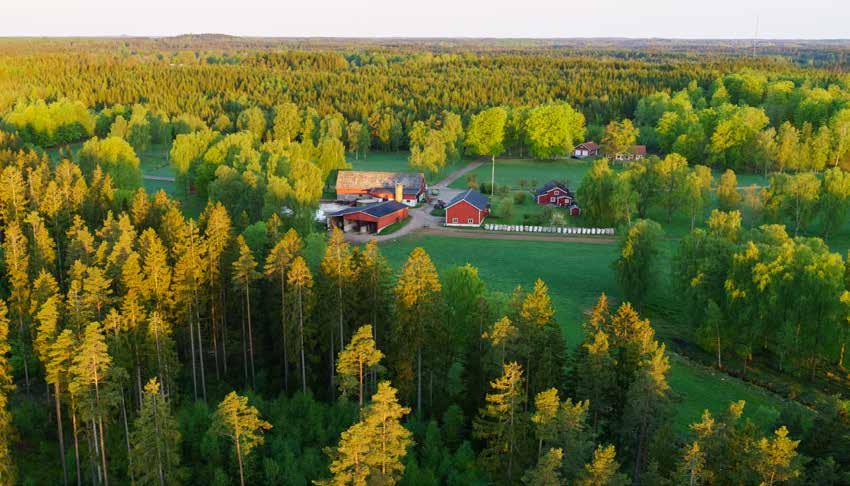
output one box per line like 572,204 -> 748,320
535,181 -> 574,207
573,141 -> 600,158
327,201 -> 409,234
613,145 -> 647,161
445,189 -> 489,227
335,171 -> 426,207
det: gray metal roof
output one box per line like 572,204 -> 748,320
446,189 -> 489,211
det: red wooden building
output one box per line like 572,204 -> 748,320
327,201 -> 409,234
445,189 -> 489,227
535,181 -> 574,206
335,171 -> 426,206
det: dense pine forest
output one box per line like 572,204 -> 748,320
1,37 -> 850,485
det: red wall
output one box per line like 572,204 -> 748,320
536,188 -> 572,206
343,207 -> 409,232
446,200 -> 486,225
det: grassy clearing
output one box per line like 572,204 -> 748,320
448,157 -> 606,190
377,233 -> 799,431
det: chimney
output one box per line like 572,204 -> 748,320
395,183 -> 403,203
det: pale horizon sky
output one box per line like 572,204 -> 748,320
3,0 -> 848,39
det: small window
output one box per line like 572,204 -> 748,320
550,197 -> 556,202
467,218 -> 474,224
452,218 -> 458,223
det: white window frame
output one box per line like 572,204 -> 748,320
467,218 -> 474,224
550,196 -> 556,202
452,217 -> 458,223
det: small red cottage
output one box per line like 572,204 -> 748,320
327,201 -> 409,234
535,181 -> 574,207
573,141 -> 600,158
445,189 -> 489,227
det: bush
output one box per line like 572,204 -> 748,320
494,197 -> 514,220
513,191 -> 528,205
466,173 -> 479,190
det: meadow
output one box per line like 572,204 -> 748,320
378,234 -> 802,431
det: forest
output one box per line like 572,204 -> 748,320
1,37 -> 850,485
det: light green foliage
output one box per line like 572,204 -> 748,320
78,136 -> 143,189
602,119 -> 639,157
237,107 -> 267,139
716,169 -> 741,211
613,219 -> 663,306
4,98 -> 94,146
525,103 -> 586,159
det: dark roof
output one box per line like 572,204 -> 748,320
535,181 -> 571,197
447,189 -> 489,211
329,201 -> 408,219
575,141 -> 599,151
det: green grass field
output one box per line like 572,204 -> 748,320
448,157 -> 607,190
377,233 -> 801,431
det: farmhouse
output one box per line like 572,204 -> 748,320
335,171 -> 426,206
573,141 -> 600,158
445,189 -> 490,227
327,200 -> 409,234
535,181 -> 574,207
613,145 -> 647,161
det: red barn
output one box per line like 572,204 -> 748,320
535,181 -> 574,207
445,189 -> 489,227
327,201 -> 409,234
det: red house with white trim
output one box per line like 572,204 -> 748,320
535,181 -> 574,207
445,189 -> 490,227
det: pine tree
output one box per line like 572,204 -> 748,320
483,316 -> 517,366
0,300 -> 17,484
531,388 -> 560,457
522,448 -> 563,486
140,228 -> 172,313
35,295 -> 70,484
321,227 -> 354,396
474,361 -> 527,483
576,445 -> 629,486
288,256 -> 314,393
337,325 -> 383,407
677,441 -> 705,486
264,228 -> 302,392
70,322 -> 112,485
394,247 -> 442,414
3,221 -> 32,392
754,426 -> 801,486
232,235 -> 260,388
203,202 -> 232,377
172,219 -> 207,401
323,381 -> 412,486
211,391 -> 272,486
130,378 -> 182,485
49,329 -> 79,484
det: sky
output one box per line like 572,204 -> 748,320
4,0 -> 847,39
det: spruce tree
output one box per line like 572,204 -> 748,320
324,381 -> 412,485
522,448 -> 563,486
474,361 -> 527,483
130,378 -> 182,485
576,445 -> 629,486
211,391 -> 272,486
